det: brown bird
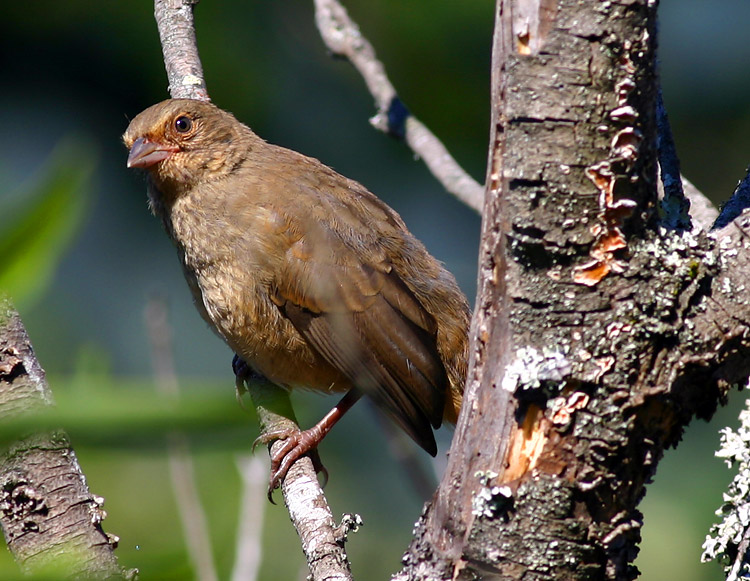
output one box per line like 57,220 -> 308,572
123,98 -> 470,492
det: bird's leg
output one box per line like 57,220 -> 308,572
233,355 -> 362,499
256,389 -> 364,495
232,354 -> 320,496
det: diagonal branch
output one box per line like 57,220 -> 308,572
151,3 -> 356,579
155,0 -> 210,102
145,297 -> 218,581
0,297 -> 132,579
240,374 -> 355,581
313,0 -> 485,212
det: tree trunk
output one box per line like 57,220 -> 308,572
396,1 -> 750,579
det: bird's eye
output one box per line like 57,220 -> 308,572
174,116 -> 193,133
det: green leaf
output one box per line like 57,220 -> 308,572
0,138 -> 95,309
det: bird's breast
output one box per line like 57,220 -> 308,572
166,193 -> 350,394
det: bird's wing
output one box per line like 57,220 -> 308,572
269,220 -> 446,456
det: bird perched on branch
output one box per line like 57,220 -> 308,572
123,99 -> 470,493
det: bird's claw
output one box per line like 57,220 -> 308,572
254,427 -> 329,502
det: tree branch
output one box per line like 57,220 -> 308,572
154,0 -> 210,102
231,455 -> 266,581
313,0 -> 485,212
0,297 -> 132,579
241,375 -> 355,581
145,297 -> 218,581
151,3 -> 357,578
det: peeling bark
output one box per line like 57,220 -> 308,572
395,1 -> 750,579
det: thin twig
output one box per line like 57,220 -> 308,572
145,297 -> 218,581
231,455 -> 266,581
152,2 -> 357,578
313,0 -> 485,212
241,375 -> 355,581
154,0 -> 210,101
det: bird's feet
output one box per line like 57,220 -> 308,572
255,427 -> 329,502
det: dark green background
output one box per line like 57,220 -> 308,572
1,1 -> 747,579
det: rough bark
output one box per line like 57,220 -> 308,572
246,376 -> 356,581
396,1 -> 750,579
154,0 -> 210,102
0,298 -> 131,579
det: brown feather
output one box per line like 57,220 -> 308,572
123,98 -> 471,455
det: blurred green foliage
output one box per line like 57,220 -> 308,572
0,140 -> 93,311
0,0 -> 748,579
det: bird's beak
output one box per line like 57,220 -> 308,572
126,137 -> 179,169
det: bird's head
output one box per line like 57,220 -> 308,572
123,99 -> 253,200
